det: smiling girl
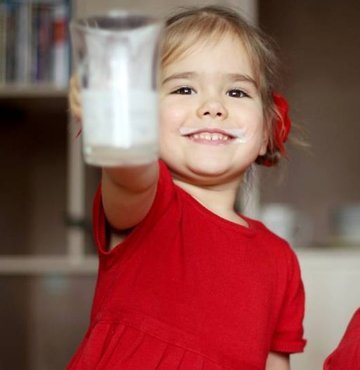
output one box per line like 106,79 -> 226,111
68,6 -> 306,370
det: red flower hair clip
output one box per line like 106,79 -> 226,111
261,93 -> 292,167
272,93 -> 291,154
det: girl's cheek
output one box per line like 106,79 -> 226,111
159,103 -> 185,127
158,108 -> 175,135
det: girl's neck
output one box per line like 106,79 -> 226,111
173,178 -> 249,227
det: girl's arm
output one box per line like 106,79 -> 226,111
101,163 -> 159,231
266,352 -> 290,370
68,75 -> 159,233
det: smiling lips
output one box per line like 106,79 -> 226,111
179,127 -> 249,144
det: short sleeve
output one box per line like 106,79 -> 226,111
92,160 -> 175,256
271,249 -> 307,353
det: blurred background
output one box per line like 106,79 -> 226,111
0,0 -> 359,369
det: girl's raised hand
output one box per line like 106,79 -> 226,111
68,75 -> 82,122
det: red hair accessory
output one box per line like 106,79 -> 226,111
260,93 -> 291,167
272,93 -> 291,154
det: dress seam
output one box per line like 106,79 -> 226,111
94,318 -> 228,369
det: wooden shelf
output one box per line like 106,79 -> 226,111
0,255 -> 98,275
0,83 -> 68,99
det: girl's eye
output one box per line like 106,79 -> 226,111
227,89 -> 249,98
171,87 -> 194,95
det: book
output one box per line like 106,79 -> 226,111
0,2 -> 7,84
52,1 -> 69,86
37,2 -> 53,82
5,1 -> 16,83
15,1 -> 32,83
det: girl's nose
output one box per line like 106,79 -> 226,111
197,98 -> 228,119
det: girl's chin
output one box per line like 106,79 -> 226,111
161,151 -> 248,181
184,159 -> 238,179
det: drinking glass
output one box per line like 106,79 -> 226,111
70,12 -> 163,166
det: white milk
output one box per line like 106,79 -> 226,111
82,89 -> 159,166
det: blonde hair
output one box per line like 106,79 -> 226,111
160,5 -> 284,165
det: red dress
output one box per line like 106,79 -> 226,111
323,308 -> 360,370
68,161 -> 306,369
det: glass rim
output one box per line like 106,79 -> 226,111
70,10 -> 163,36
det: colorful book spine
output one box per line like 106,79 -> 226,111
0,2 -> 7,84
5,2 -> 16,83
52,1 -> 69,87
15,1 -> 32,83
0,0 -> 70,85
37,3 -> 52,82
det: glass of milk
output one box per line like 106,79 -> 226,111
70,12 -> 163,166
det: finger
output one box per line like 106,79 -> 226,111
69,75 -> 81,105
73,75 -> 81,98
68,92 -> 82,121
68,75 -> 82,121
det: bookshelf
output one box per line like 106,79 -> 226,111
0,0 -> 82,281
0,3 -> 87,363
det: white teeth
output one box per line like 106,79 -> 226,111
194,133 -> 229,141
179,127 -> 247,139
179,127 -> 251,143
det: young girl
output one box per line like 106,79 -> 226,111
68,6 -> 306,370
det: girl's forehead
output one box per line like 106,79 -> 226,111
162,33 -> 254,75
164,32 -> 249,61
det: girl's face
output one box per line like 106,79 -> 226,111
159,33 -> 268,186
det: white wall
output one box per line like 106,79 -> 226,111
293,250 -> 360,369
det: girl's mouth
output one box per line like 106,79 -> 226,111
179,127 -> 249,144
